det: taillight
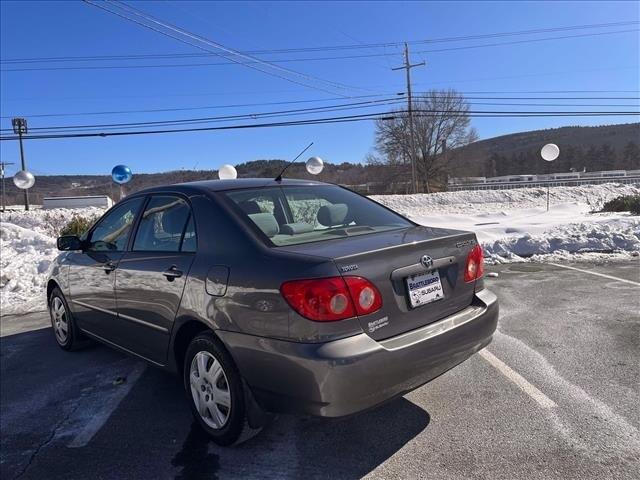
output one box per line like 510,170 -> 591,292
464,244 -> 485,282
280,276 -> 382,322
344,276 -> 383,316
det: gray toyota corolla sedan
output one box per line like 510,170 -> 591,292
48,178 -> 498,445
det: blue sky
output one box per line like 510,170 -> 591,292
1,0 -> 638,176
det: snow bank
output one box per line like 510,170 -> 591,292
373,183 -> 640,263
1,208 -> 104,315
371,182 -> 640,216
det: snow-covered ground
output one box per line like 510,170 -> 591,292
372,183 -> 640,263
1,183 -> 638,316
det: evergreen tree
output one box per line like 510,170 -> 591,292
598,143 -> 617,170
621,141 -> 640,170
583,145 -> 599,172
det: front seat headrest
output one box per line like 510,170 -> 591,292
248,213 -> 280,238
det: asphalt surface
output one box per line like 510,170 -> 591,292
1,260 -> 638,480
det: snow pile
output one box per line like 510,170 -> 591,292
1,208 -> 104,315
372,182 -> 640,216
373,183 -> 640,263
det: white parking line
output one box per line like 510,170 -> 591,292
548,263 -> 640,286
67,363 -> 146,448
479,349 -> 557,409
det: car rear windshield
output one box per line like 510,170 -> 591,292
223,185 -> 412,246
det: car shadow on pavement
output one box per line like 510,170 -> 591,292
1,327 -> 431,480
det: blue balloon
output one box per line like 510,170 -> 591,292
111,165 -> 133,184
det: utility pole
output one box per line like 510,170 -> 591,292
392,43 -> 425,194
11,118 -> 29,210
0,161 -> 15,212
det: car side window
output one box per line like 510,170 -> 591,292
133,196 -> 192,252
181,214 -> 197,253
88,198 -> 144,252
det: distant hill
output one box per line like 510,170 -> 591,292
1,123 -> 638,206
450,122 -> 640,178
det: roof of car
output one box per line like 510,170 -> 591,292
133,178 -> 329,196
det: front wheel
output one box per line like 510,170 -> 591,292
183,332 -> 260,446
48,287 -> 84,351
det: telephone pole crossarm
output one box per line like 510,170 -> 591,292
392,43 -> 425,194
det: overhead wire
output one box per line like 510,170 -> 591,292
2,19 -> 638,64
1,109 -> 638,141
2,28 -> 637,72
81,0 -> 358,97
3,94 -> 638,120
0,97 -> 408,132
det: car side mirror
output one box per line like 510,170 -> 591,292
57,235 -> 84,251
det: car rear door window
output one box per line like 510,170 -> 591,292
133,196 -> 192,252
88,197 -> 144,252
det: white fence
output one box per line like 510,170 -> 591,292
449,170 -> 640,191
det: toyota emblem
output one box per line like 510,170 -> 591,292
420,255 -> 433,268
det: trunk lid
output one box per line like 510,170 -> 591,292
277,225 -> 479,340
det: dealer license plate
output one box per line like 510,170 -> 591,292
406,270 -> 445,308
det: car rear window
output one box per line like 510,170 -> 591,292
223,185 -> 412,246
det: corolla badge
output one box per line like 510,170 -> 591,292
420,255 -> 433,268
340,264 -> 359,273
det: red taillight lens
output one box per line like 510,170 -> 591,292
344,276 -> 383,316
464,244 -> 485,282
280,276 -> 382,322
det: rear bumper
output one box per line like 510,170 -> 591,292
217,288 -> 498,417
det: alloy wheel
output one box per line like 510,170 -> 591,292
189,351 -> 232,429
51,297 -> 69,344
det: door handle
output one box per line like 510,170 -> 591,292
102,261 -> 116,273
162,265 -> 183,281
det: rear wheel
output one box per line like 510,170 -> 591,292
48,287 -> 83,351
183,332 -> 260,445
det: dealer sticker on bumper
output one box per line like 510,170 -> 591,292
406,270 -> 445,308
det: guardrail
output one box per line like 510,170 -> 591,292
448,176 -> 640,191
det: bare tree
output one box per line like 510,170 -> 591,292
372,89 -> 477,192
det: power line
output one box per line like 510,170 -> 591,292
1,110 -> 637,141
0,98 -> 407,132
4,100 -> 637,133
3,27 -> 637,73
4,94 -> 637,120
112,0 -> 358,93
0,94 -> 402,119
81,0 -> 358,97
3,19 -> 638,64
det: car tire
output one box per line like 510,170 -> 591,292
48,287 -> 85,351
184,332 -> 261,446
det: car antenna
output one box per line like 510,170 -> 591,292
275,142 -> 314,182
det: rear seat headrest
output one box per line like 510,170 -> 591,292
248,213 -> 279,238
280,222 -> 314,235
317,203 -> 351,227
238,200 -> 262,215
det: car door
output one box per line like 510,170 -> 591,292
114,195 -> 197,364
67,197 -> 145,339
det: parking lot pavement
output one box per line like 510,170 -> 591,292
1,260 -> 638,480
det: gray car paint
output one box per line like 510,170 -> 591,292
47,178 -> 498,417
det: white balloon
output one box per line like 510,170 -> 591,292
306,156 -> 324,175
218,164 -> 237,180
541,143 -> 560,162
13,170 -> 35,189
